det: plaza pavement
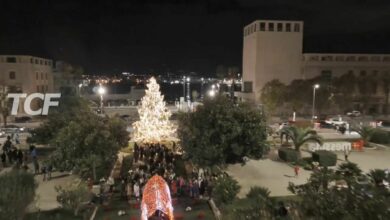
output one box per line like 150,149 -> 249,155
227,147 -> 390,198
0,159 -> 76,212
27,171 -> 77,212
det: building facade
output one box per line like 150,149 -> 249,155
239,20 -> 304,102
0,55 -> 54,114
237,20 -> 390,114
53,61 -> 83,94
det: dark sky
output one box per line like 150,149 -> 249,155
1,0 -> 390,75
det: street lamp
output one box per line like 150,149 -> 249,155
200,77 -> 204,100
78,83 -> 83,96
97,85 -> 106,113
182,75 -> 186,99
208,90 -> 215,97
186,77 -> 191,102
312,84 -> 320,121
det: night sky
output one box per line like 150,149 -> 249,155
1,0 -> 390,75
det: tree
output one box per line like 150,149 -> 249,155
246,187 -> 275,218
132,77 -> 176,143
260,80 -> 287,114
289,165 -> 390,219
55,180 -> 91,216
281,126 -> 323,156
368,169 -> 387,187
352,125 -> 375,147
178,95 -> 268,167
0,170 -> 37,220
0,86 -> 18,126
212,175 -> 240,205
49,114 -> 128,180
28,95 -> 92,144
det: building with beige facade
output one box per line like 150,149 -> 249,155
237,20 -> 390,113
0,55 -> 54,114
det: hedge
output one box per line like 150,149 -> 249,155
370,129 -> 390,144
312,150 -> 337,167
278,148 -> 299,162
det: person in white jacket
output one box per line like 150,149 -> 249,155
134,182 -> 140,201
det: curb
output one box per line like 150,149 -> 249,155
208,199 -> 222,220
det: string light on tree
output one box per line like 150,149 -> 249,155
132,77 -> 176,143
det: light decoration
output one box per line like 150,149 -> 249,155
141,175 -> 174,220
132,77 -> 176,143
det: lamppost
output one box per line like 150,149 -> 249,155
78,83 -> 83,96
200,77 -> 204,100
98,85 -> 106,113
186,77 -> 191,102
312,84 -> 320,121
182,75 -> 186,99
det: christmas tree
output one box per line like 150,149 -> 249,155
132,77 -> 176,143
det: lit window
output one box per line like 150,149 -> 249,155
9,71 -> 16,79
285,23 -> 291,32
277,23 -> 283,32
294,23 -> 300,32
268,23 -> 274,31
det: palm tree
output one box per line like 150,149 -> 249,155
246,186 -> 275,219
281,126 -> 323,156
337,162 -> 362,178
368,169 -> 386,187
352,125 -> 376,147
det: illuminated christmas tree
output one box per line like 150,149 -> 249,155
132,77 -> 176,143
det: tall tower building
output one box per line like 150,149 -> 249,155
238,20 -> 304,103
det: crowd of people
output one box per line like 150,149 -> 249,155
120,142 -> 215,204
1,135 -> 26,169
0,134 -> 53,181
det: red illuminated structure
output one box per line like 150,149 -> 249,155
141,175 -> 174,220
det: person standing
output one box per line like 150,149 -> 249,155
134,182 -> 140,201
30,145 -> 39,174
3,136 -> 12,164
126,181 -> 132,204
1,149 -> 6,168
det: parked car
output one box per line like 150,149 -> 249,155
325,117 -> 347,126
14,116 -> 32,123
376,120 -> 390,127
346,110 -> 361,117
0,124 -> 26,133
318,120 -> 334,129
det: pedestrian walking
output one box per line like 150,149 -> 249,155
294,165 -> 300,177
42,165 -> 47,181
344,148 -> 349,162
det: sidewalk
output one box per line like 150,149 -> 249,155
27,171 -> 77,212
